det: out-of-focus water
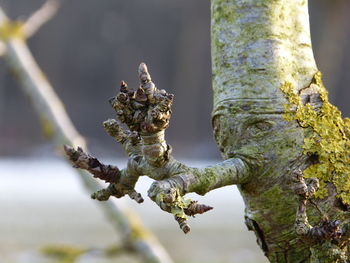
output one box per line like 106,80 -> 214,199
0,158 -> 267,263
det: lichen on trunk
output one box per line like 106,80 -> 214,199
211,0 -> 350,262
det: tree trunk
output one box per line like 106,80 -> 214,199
211,0 -> 350,262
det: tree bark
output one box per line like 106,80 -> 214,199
210,0 -> 350,262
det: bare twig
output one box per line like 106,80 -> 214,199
0,5 -> 173,263
23,0 -> 60,38
65,63 -> 219,233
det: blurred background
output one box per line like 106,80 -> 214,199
0,0 -> 349,262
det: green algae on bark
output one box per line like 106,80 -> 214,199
281,72 -> 350,204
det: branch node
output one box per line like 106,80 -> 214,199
293,170 -> 342,243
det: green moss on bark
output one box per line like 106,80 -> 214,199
261,185 -> 296,226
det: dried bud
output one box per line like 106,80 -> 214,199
128,90 -> 135,99
144,82 -> 156,95
184,201 -> 213,217
309,219 -> 342,241
109,63 -> 173,135
117,92 -> 128,103
151,109 -> 162,120
139,63 -> 151,84
136,87 -> 147,102
120,80 -> 128,93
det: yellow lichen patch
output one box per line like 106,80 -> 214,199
155,189 -> 192,219
0,20 -> 24,41
281,72 -> 350,204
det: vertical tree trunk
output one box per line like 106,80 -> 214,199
211,0 -> 350,262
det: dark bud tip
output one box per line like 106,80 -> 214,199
184,202 -> 214,216
120,81 -> 128,92
205,205 -> 214,212
136,87 -> 147,102
182,225 -> 191,234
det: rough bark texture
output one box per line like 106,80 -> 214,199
64,0 -> 350,262
210,0 -> 350,262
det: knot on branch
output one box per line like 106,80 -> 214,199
292,170 -> 342,243
65,63 -> 214,233
309,219 -> 342,241
109,63 -> 173,135
292,169 -> 319,199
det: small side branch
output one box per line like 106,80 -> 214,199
64,145 -> 121,184
67,63 -> 252,233
103,118 -> 141,156
64,145 -> 144,203
293,170 -> 342,244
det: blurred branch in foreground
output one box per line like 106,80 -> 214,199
0,2 -> 173,263
23,0 -> 60,38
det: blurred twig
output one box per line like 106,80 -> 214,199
23,0 -> 60,38
0,41 -> 5,56
0,4 -> 173,263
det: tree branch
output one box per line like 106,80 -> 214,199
65,62 -> 251,233
0,5 -> 173,263
23,0 -> 59,39
292,171 -> 342,244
